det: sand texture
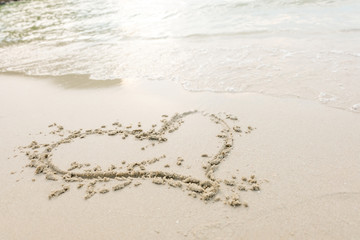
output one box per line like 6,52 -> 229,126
20,110 -> 259,205
1,73 -> 360,240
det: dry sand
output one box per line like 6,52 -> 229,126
0,73 -> 360,239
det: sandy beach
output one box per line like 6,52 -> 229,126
1,73 -> 359,239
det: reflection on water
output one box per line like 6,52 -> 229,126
0,0 -> 359,111
2,72 -> 122,89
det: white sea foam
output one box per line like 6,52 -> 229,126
351,103 -> 360,112
0,0 -> 359,111
318,92 -> 337,104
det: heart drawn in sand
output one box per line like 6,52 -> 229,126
20,110 -> 260,207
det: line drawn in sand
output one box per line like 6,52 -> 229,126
18,110 -> 263,207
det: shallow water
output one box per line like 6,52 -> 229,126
0,0 -> 359,111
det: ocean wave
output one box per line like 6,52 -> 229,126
0,0 -> 359,112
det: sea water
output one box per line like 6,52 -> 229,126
0,0 -> 359,111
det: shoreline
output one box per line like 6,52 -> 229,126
2,71 -> 360,114
1,73 -> 360,239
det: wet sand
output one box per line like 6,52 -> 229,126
1,73 -> 360,239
